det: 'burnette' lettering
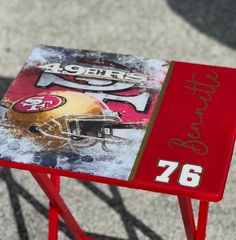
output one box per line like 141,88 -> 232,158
168,70 -> 221,156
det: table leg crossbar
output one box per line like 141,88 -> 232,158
178,196 -> 209,240
31,172 -> 92,240
30,171 -> 209,240
48,174 -> 60,240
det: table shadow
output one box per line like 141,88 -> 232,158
167,0 -> 236,50
0,76 -> 14,99
81,181 -> 163,240
0,168 -> 163,240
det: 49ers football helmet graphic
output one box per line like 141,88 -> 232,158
5,91 -> 134,152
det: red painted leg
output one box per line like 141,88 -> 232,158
195,201 -> 209,240
178,196 -> 196,240
48,174 -> 60,240
30,172 -> 92,240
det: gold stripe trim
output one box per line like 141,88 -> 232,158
128,61 -> 176,181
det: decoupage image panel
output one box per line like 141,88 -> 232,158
0,46 -> 169,180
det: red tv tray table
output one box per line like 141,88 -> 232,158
0,45 -> 235,240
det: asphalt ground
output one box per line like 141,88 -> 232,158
0,1 -> 236,239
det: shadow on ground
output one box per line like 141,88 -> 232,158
0,76 -> 13,98
167,0 -> 236,49
0,168 -> 163,240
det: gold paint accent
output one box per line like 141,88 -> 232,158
168,69 -> 221,156
128,61 -> 176,181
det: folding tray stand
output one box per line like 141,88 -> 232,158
0,46 -> 235,240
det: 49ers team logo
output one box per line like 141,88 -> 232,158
13,95 -> 66,113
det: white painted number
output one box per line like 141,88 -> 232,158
39,63 -> 62,74
155,160 -> 178,183
156,160 -> 203,188
179,164 -> 202,187
63,64 -> 85,75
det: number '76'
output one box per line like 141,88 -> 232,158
155,160 -> 203,188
